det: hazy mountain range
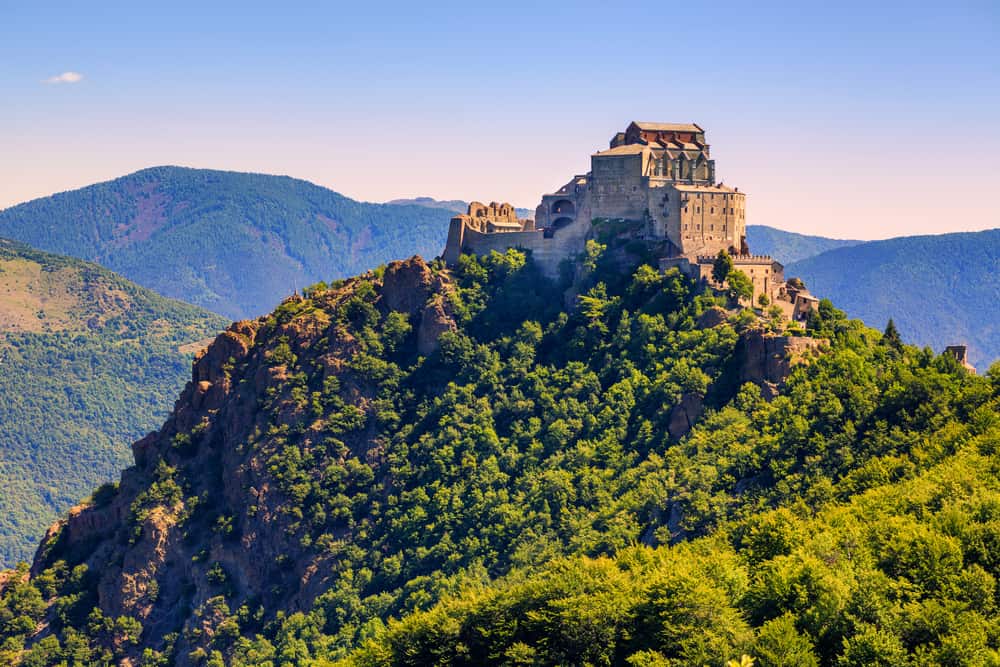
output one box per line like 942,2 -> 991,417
388,196 -> 535,220
785,230 -> 1000,371
0,167 -> 455,319
745,224 -> 861,264
0,167 -> 995,369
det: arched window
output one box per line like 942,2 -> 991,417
551,199 -> 575,216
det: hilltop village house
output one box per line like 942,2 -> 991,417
443,121 -> 816,312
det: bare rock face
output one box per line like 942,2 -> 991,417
696,306 -> 729,329
381,256 -> 456,356
417,295 -> 457,356
736,329 -> 827,397
382,256 -> 434,316
25,259 -> 467,665
668,393 -> 704,440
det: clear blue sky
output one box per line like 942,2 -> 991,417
2,0 -> 998,238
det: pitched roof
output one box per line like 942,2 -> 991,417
592,143 -> 649,157
632,121 -> 703,133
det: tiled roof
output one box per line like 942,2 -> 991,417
632,121 -> 703,132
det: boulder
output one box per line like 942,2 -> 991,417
696,306 -> 729,329
382,256 -> 433,316
668,392 -> 704,439
417,296 -> 456,356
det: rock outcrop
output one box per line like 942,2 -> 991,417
28,256 -> 459,665
382,256 -> 434,316
696,306 -> 729,329
735,329 -> 827,398
417,295 -> 457,356
668,393 -> 704,440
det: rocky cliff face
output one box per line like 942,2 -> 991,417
31,257 -> 456,664
734,330 -> 828,398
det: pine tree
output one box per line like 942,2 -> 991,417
882,318 -> 903,350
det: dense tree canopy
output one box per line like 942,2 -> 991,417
1,246 -> 997,666
0,238 -> 226,567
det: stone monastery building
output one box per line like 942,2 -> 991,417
443,121 -> 794,305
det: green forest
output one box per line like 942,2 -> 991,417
1,243 -> 998,666
0,167 -> 454,318
0,239 -> 227,567
786,228 -> 1000,373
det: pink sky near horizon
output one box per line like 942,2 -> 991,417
3,2 -> 998,241
4,116 -> 998,242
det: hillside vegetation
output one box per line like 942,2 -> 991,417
0,238 -> 227,567
1,243 -> 997,666
0,167 -> 454,319
787,229 -> 1000,371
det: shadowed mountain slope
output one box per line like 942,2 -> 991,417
787,228 -> 1000,371
0,238 -> 227,567
745,224 -> 861,264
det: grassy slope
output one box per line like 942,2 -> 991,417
0,238 -> 227,566
0,167 -> 455,319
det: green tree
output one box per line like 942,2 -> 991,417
713,249 -> 734,284
727,270 -> 754,303
881,319 -> 903,350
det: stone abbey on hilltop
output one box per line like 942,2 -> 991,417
443,121 -> 799,307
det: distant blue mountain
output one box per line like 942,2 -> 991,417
389,196 -> 534,221
746,224 -> 861,264
0,167 -> 455,319
786,229 -> 1000,371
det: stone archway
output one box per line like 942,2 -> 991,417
551,199 -> 575,216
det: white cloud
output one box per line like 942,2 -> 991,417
43,71 -> 84,85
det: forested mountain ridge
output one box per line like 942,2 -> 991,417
387,197 -> 534,220
1,241 -> 997,666
787,228 -> 1000,371
0,167 -> 454,319
745,225 -> 861,264
0,237 -> 227,568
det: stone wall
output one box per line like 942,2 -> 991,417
445,213 -> 591,279
589,153 -> 650,221
662,254 -> 784,303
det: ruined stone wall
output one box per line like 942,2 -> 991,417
443,202 -> 535,265
447,213 -> 591,279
